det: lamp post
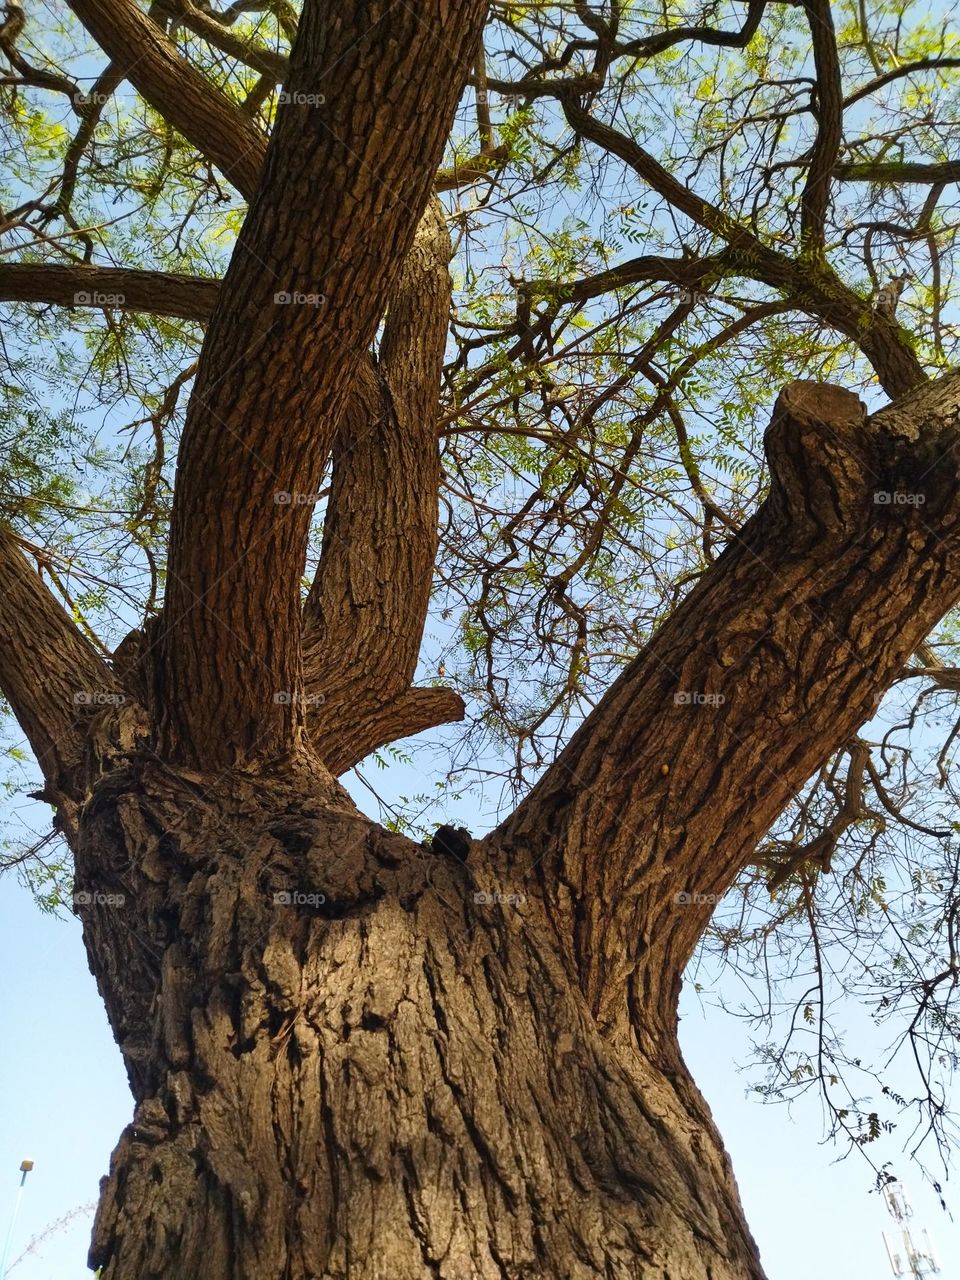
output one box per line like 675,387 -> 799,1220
0,1161 -> 34,1280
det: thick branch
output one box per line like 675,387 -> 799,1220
162,0 -> 288,77
842,57 -> 960,111
303,198 -> 465,775
834,158 -> 960,184
0,262 -> 218,320
435,144 -> 509,191
0,524 -> 123,818
525,250 -> 736,305
616,0 -> 766,57
799,0 -> 841,251
68,0 -> 503,206
155,0 -> 487,769
482,0 -> 766,97
66,0 -> 267,199
492,373 -> 960,1044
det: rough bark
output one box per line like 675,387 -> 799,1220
6,0 -> 960,1271
5,372 -> 960,1279
155,0 -> 488,770
0,525 -> 122,830
495,375 -> 960,1042
0,263 -> 218,320
303,198 -> 465,776
77,758 -> 764,1280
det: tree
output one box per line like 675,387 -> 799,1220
2,0 -> 960,1274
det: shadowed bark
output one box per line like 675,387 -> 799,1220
4,373 -> 958,1280
304,197 -> 465,775
77,763 -> 766,1280
0,262 -> 219,320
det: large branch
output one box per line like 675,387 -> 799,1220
491,373 -> 960,1044
66,0 -> 267,200
301,198 -> 464,775
799,0 -> 842,251
0,262 -> 218,320
158,0 -> 288,78
154,0 -> 487,769
842,56 -> 960,111
0,250 -> 735,326
834,158 -> 960,184
68,0 -> 503,205
616,0 -> 766,57
0,525 -> 124,823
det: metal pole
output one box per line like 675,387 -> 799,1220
0,1162 -> 34,1280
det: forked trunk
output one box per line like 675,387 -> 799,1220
77,757 -> 764,1280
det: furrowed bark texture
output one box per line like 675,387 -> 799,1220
5,373 -> 960,1279
303,197 -> 464,775
77,762 -> 764,1280
24,0 -> 960,1272
0,525 -> 122,829
496,376 -> 960,1044
155,0 -> 488,769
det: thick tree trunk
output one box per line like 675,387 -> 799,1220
77,752 -> 763,1280
3,374 -> 956,1278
